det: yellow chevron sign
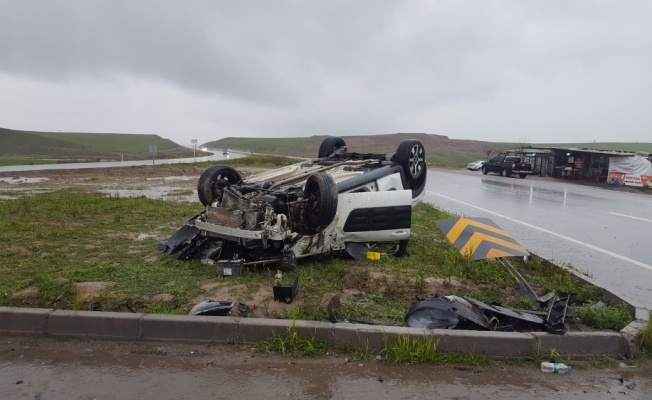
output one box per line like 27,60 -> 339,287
435,217 -> 529,260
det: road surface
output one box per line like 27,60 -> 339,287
1,335 -> 650,400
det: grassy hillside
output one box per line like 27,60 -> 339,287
205,133 -> 516,167
0,127 -> 195,163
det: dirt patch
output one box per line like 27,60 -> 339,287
10,286 -> 39,300
75,282 -> 115,302
7,245 -> 33,257
149,293 -> 175,304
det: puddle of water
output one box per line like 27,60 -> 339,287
0,177 -> 50,184
0,188 -> 51,199
98,187 -> 197,202
146,176 -> 196,182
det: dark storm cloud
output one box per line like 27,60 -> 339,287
0,1 -> 650,143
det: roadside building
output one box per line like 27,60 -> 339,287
509,147 -> 642,182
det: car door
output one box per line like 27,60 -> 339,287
335,190 -> 412,243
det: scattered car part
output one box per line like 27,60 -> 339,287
273,276 -> 299,304
546,291 -> 571,334
405,295 -> 490,330
189,300 -> 234,316
405,292 -> 570,334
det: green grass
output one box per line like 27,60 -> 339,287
0,158 -> 55,166
0,188 -> 633,332
255,323 -> 332,356
381,334 -> 493,365
639,314 -> 652,354
0,127 -> 192,162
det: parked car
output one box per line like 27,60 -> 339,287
160,137 -> 428,274
466,160 -> 486,171
482,155 -> 533,178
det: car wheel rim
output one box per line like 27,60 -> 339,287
409,144 -> 424,177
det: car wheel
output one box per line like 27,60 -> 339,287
519,173 -> 527,179
481,166 -> 488,175
197,165 -> 242,206
396,140 -> 425,180
396,139 -> 427,198
299,172 -> 338,234
501,168 -> 509,177
318,137 -> 347,158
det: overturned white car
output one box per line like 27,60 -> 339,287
159,137 -> 427,274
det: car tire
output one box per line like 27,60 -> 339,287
318,137 -> 347,158
197,165 -> 242,206
300,172 -> 338,234
481,166 -> 488,175
519,173 -> 527,179
396,139 -> 427,198
501,168 -> 509,177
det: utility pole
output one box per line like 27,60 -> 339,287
149,145 -> 157,165
191,139 -> 198,158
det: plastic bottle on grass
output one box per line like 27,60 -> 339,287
540,361 -> 572,373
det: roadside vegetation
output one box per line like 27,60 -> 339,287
0,178 -> 633,333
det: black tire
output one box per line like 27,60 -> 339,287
197,165 -> 242,206
396,139 -> 427,198
519,173 -> 527,179
318,137 -> 347,158
501,168 -> 509,177
300,172 -> 338,234
396,139 -> 426,180
481,166 -> 488,175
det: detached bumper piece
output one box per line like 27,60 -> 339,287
405,292 -> 570,334
189,300 -> 234,316
159,214 -> 212,260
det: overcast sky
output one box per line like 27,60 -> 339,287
1,1 -> 651,146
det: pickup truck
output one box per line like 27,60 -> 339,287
481,155 -> 533,178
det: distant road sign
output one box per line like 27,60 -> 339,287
149,145 -> 158,153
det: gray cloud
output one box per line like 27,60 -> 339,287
1,0 -> 650,145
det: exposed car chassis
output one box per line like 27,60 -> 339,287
159,137 -> 427,274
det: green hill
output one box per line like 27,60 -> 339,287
206,134 -> 652,167
0,127 -> 195,163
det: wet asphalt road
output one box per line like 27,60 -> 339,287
1,336 -> 651,400
424,169 -> 652,313
0,149 -> 243,173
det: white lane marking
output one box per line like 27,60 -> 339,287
609,212 -> 652,223
426,190 -> 652,272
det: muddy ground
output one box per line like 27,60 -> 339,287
1,335 -> 651,400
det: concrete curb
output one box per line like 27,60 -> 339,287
0,306 -> 633,359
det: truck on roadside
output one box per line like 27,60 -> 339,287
481,154 -> 533,178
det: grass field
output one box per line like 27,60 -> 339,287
0,182 -> 632,332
